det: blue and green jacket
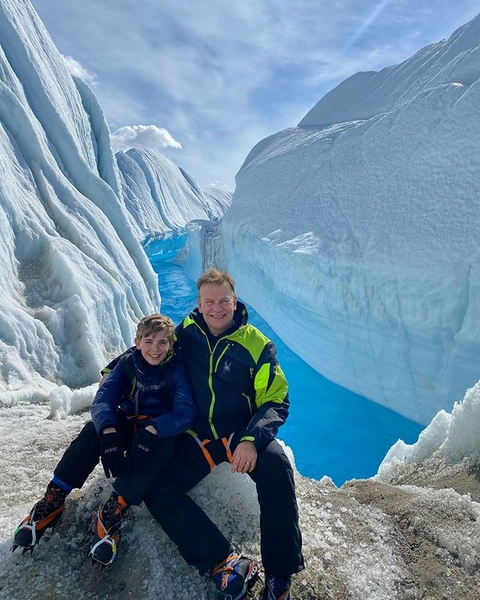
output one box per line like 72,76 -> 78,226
174,300 -> 289,451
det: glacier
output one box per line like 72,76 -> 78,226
2,0 -> 478,429
223,14 -> 480,425
1,1 -> 480,598
0,0 -> 229,403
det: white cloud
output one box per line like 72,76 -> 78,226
62,54 -> 97,87
111,124 -> 182,153
32,0 -> 480,188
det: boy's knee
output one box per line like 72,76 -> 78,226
81,420 -> 100,441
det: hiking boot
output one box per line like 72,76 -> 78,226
262,574 -> 292,600
90,492 -> 128,566
12,482 -> 66,553
211,552 -> 259,600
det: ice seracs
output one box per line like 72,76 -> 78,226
1,0 -> 479,433
0,0 -> 228,403
222,13 -> 480,425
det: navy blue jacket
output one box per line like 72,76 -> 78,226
91,348 -> 196,438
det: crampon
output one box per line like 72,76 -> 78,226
89,493 -> 128,567
212,553 -> 263,600
244,564 -> 264,599
11,505 -> 64,554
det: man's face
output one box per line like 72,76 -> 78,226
135,330 -> 172,365
198,282 -> 237,336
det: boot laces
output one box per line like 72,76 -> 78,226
99,494 -> 127,533
32,486 -> 65,522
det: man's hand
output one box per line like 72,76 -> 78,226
231,440 -> 257,474
125,427 -> 158,471
100,431 -> 124,478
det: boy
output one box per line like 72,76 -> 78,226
12,314 -> 195,566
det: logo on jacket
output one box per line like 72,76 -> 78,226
223,359 -> 232,375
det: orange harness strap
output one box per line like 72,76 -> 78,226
126,413 -> 150,434
126,414 -> 150,420
187,432 -> 235,470
221,434 -> 234,463
200,439 -> 216,469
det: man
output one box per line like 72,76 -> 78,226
144,269 -> 304,600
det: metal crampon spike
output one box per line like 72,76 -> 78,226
11,543 -> 34,555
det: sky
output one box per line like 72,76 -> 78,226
29,0 -> 480,190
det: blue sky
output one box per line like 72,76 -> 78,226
30,0 -> 479,190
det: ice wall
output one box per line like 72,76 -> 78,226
117,149 -> 231,240
0,0 -> 164,400
0,0 -> 228,402
223,14 -> 480,425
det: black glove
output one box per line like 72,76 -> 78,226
100,431 -> 124,478
126,428 -> 157,472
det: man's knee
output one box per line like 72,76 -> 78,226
258,441 -> 293,474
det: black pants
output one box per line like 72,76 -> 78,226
53,411 -> 175,506
143,433 -> 304,576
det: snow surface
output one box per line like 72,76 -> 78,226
223,13 -> 480,425
2,381 -> 480,599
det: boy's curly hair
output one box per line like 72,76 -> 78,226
136,314 -> 174,341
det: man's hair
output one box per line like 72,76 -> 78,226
136,314 -> 174,341
196,268 -> 236,293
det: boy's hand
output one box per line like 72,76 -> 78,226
126,427 -> 157,471
100,431 -> 124,478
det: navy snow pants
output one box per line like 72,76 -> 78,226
143,433 -> 304,576
53,412 -> 175,506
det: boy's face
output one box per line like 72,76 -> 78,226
198,281 -> 237,336
135,330 -> 172,366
